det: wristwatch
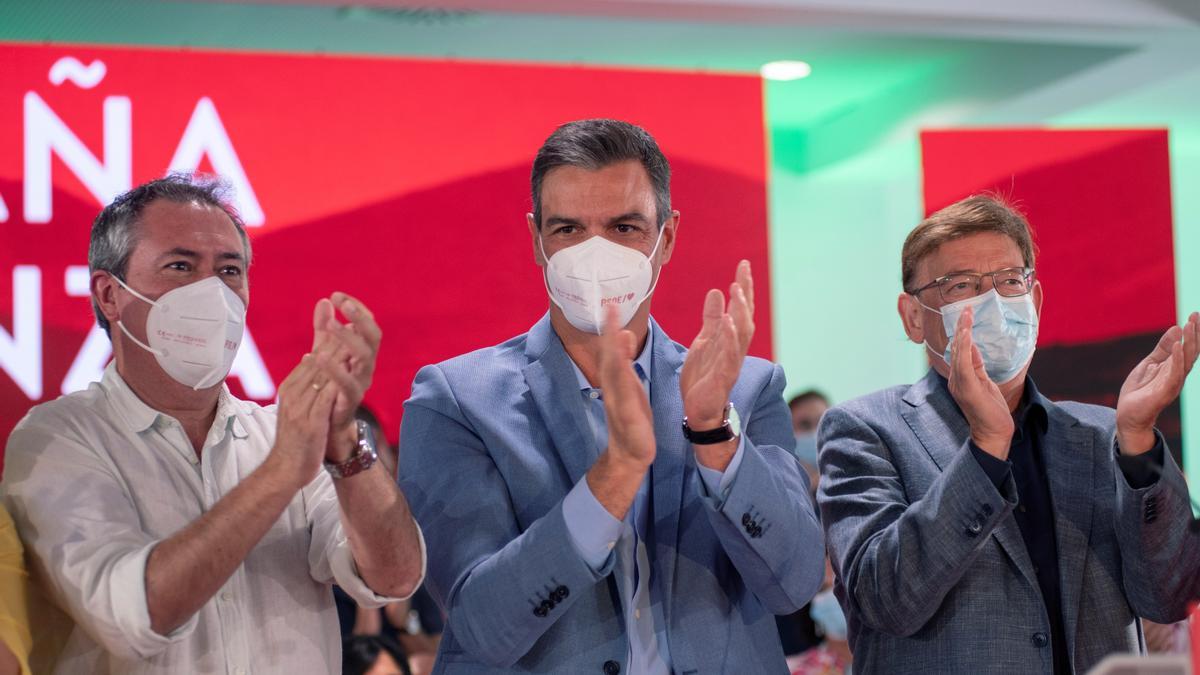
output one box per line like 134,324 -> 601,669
682,403 -> 741,445
324,419 -> 378,479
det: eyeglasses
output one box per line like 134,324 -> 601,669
910,267 -> 1036,304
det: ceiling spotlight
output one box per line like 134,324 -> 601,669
760,60 -> 812,81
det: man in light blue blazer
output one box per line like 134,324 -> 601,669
398,119 -> 825,674
818,195 -> 1200,674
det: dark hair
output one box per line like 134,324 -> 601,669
88,173 -> 251,336
788,389 -> 830,410
901,194 -> 1036,294
530,118 -> 671,229
342,635 -> 412,675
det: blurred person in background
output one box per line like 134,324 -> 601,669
343,634 -> 413,675
0,505 -> 30,675
789,390 -> 830,491
788,558 -> 851,675
775,390 -> 832,660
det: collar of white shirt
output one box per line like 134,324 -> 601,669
98,362 -> 250,454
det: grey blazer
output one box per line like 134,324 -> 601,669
817,370 -> 1199,674
399,315 -> 825,674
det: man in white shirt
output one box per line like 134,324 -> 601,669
1,175 -> 426,674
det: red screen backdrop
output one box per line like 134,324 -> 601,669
0,43 -> 771,454
921,128 -> 1180,458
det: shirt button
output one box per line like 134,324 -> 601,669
1031,632 -> 1049,648
220,591 -> 233,602
635,609 -> 641,620
589,391 -> 600,400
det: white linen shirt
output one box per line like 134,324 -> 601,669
1,363 -> 425,675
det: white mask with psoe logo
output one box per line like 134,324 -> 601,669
112,275 -> 246,390
539,229 -> 664,334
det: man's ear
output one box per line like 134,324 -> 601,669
658,209 -> 680,266
92,271 -> 121,328
527,213 -> 545,267
897,292 -> 925,344
1032,279 -> 1044,318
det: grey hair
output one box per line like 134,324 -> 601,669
88,173 -> 252,337
530,119 -> 672,229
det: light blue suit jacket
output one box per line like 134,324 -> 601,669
817,370 -> 1200,674
398,315 -> 825,674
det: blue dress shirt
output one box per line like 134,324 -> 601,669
560,331 -> 745,674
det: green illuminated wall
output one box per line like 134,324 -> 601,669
3,1 -> 1198,471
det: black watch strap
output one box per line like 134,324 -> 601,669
682,417 -> 735,445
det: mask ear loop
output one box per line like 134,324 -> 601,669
634,225 -> 667,312
537,234 -> 570,316
109,274 -> 167,358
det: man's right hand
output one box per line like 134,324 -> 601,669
267,353 -> 340,490
946,307 -> 1014,460
584,306 -> 656,521
598,305 -> 656,469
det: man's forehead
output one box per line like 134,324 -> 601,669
921,232 -> 1023,276
540,163 -> 656,223
137,200 -> 242,245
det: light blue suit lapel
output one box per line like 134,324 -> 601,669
521,315 -> 599,486
1039,397 -> 1095,660
647,319 -> 686,626
900,371 -> 1041,594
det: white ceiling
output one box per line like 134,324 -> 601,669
214,0 -> 1200,37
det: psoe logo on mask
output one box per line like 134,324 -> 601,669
601,292 -> 637,306
225,340 -> 239,351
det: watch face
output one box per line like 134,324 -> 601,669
727,403 -> 741,437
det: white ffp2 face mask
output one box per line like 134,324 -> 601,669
112,275 -> 246,390
539,229 -> 664,334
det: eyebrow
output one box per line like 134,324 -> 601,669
158,247 -> 245,263
543,216 -> 584,229
609,212 -> 650,225
941,265 -> 1024,276
543,212 -> 651,229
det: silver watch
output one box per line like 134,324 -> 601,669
324,420 -> 378,479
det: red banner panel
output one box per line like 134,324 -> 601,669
0,44 -> 770,453
920,128 -> 1180,455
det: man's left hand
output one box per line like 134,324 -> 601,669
311,292 -> 382,462
1116,312 -> 1199,455
680,260 -> 754,469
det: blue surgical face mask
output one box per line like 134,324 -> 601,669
793,432 -> 818,467
810,589 -> 848,641
920,289 -> 1038,385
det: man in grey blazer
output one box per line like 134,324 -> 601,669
818,195 -> 1200,674
399,119 -> 825,674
